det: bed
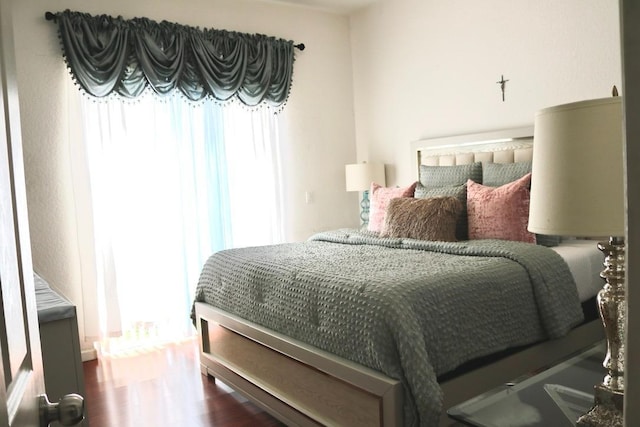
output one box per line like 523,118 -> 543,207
192,127 -> 605,426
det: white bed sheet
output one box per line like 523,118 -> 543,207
551,239 -> 605,302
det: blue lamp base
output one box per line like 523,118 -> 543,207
360,190 -> 370,226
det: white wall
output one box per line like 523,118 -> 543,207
11,0 -> 358,351
350,0 -> 621,185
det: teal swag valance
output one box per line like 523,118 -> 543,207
46,10 -> 302,107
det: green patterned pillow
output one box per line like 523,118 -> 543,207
415,183 -> 469,240
419,162 -> 482,190
482,161 -> 532,187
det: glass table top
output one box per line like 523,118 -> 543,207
447,341 -> 606,427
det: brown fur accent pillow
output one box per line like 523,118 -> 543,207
380,196 -> 462,241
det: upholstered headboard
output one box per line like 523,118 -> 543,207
411,126 -> 534,174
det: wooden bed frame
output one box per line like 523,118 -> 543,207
195,127 -> 605,426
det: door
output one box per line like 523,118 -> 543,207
0,0 -> 46,424
0,1 -> 82,426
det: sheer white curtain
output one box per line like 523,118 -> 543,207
76,94 -> 283,355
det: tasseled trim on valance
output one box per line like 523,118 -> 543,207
46,10 -> 301,109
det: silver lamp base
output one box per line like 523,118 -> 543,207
577,237 -> 625,426
576,384 -> 623,427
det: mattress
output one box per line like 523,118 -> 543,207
551,239 -> 604,302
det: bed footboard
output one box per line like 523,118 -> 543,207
195,302 -> 403,427
196,302 -> 603,427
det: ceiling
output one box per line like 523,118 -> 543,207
257,0 -> 377,14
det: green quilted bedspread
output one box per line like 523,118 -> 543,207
192,229 -> 584,426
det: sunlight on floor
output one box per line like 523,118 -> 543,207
95,321 -> 197,359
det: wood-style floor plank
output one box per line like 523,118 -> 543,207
83,338 -> 284,427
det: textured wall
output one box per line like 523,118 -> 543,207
350,0 -> 622,185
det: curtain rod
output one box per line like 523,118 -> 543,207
44,11 -> 305,51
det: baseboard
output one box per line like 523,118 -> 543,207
81,348 -> 97,362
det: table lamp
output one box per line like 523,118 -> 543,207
345,162 -> 385,226
528,95 -> 625,426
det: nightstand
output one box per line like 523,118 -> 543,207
447,341 -> 606,426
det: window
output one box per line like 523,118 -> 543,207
76,94 -> 284,355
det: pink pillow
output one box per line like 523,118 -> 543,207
467,173 -> 536,243
368,182 -> 417,233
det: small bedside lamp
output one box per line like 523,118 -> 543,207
528,95 -> 624,426
345,162 -> 385,226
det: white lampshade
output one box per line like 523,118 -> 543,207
345,162 -> 386,192
528,97 -> 624,237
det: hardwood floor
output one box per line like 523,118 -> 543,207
83,338 -> 284,427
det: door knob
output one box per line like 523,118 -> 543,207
39,393 -> 84,426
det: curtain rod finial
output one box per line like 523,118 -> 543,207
45,11 -> 56,21
295,43 -> 305,51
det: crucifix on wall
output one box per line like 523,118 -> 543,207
496,75 -> 509,101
